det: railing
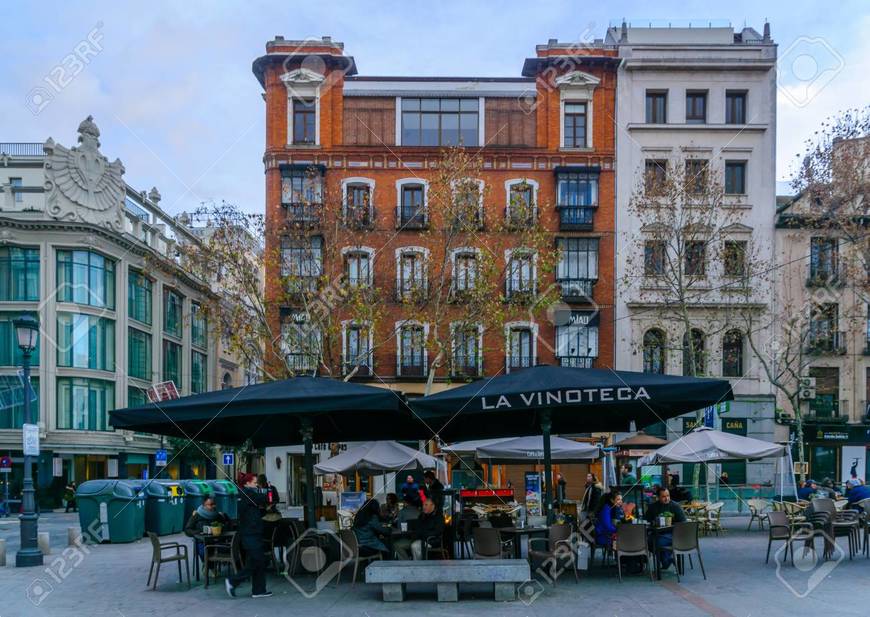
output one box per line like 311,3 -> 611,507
505,280 -> 535,302
449,209 -> 484,231
285,353 -> 318,373
342,361 -> 372,377
805,330 -> 846,355
557,206 -> 595,230
506,355 -> 535,372
806,271 -> 842,287
558,356 -> 595,369
395,282 -> 428,302
283,202 -> 321,226
398,358 -> 426,377
343,205 -> 374,229
285,276 -> 320,294
0,143 -> 44,158
504,207 -> 535,229
451,358 -> 481,378
396,206 -> 428,229
559,278 -> 596,301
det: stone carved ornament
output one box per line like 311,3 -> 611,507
44,115 -> 125,231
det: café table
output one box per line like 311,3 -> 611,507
191,531 -> 234,582
497,525 -> 549,559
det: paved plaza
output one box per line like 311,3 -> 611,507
0,513 -> 866,616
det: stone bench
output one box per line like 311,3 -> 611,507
365,559 -> 530,602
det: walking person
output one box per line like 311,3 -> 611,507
64,481 -> 77,513
226,473 -> 272,598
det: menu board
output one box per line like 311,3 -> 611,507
525,472 -> 542,516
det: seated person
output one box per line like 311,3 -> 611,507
612,493 -> 626,524
352,499 -> 391,558
184,496 -> 229,560
593,492 -> 619,549
846,482 -> 870,507
379,493 -> 399,523
396,495 -> 421,526
394,498 -> 446,560
644,488 -> 687,570
797,480 -> 818,500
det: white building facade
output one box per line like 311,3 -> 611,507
609,24 -> 784,490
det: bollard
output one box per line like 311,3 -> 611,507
0,538 -> 6,566
38,531 -> 50,555
68,527 -> 82,547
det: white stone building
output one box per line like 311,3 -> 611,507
607,23 -> 784,490
0,117 -> 252,502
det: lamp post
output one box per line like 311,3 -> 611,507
13,314 -> 42,567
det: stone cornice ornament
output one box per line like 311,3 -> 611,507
44,115 -> 125,232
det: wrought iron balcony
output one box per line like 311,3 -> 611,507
283,202 -> 321,227
558,356 -> 595,369
557,206 -> 595,231
342,361 -> 372,377
451,357 -> 481,378
285,353 -> 318,373
505,280 -> 535,303
506,355 -> 535,373
805,330 -> 846,355
396,206 -> 428,230
395,282 -> 428,303
558,278 -> 596,302
343,204 -> 374,230
806,270 -> 843,287
398,358 -> 427,377
504,207 -> 535,230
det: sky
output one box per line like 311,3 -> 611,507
0,0 -> 867,216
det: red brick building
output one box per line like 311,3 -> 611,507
253,36 -> 617,394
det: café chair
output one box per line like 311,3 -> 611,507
831,510 -> 860,560
472,527 -> 509,559
746,498 -> 771,531
146,532 -> 191,590
704,503 -> 725,536
424,531 -> 450,560
672,521 -> 705,581
766,511 -> 795,564
337,529 -> 381,586
204,531 -> 239,589
615,523 -> 654,582
454,514 -> 476,559
527,523 -> 578,585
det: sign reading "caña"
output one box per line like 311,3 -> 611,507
481,387 -> 651,409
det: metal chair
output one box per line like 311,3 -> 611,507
766,511 -> 794,564
454,515 -> 476,559
424,531 -> 450,560
672,521 -> 705,581
337,528 -> 381,586
705,502 -> 725,536
472,527 -> 509,559
527,523 -> 578,585
146,532 -> 191,590
203,531 -> 239,588
746,498 -> 771,531
615,523 -> 654,582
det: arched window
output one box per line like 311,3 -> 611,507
722,330 -> 744,377
682,328 -> 705,376
221,372 -> 233,389
643,329 -> 666,374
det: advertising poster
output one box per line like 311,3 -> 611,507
524,471 -> 542,516
339,491 -> 367,512
841,446 -> 867,485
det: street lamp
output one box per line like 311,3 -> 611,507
13,314 -> 42,567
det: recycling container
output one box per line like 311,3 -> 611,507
207,479 -> 238,519
75,480 -> 145,543
181,479 -> 214,521
143,481 -> 185,535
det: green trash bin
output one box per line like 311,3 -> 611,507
207,480 -> 238,519
76,480 -> 145,543
181,479 -> 214,522
143,481 -> 186,535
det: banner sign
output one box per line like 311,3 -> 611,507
525,471 -> 542,516
339,491 -> 367,512
23,423 -> 39,456
841,446 -> 867,485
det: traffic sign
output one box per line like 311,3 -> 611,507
222,452 -> 235,466
0,455 -> 11,473
155,449 -> 168,467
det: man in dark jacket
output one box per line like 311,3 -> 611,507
644,488 -> 687,569
422,470 -> 444,512
226,473 -> 271,598
184,496 -> 228,561
411,498 -> 445,560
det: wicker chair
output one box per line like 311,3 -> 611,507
472,527 -> 509,559
766,510 -> 795,564
203,531 -> 239,589
746,498 -> 771,531
146,532 -> 191,590
615,523 -> 654,582
704,502 -> 725,536
337,528 -> 381,586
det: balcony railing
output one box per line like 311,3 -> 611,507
395,282 -> 428,303
806,271 -> 842,287
557,206 -> 595,231
343,205 -> 374,229
396,206 -> 428,230
285,353 -> 318,373
284,275 -> 320,294
283,202 -> 321,226
805,330 -> 846,355
558,356 -> 595,369
559,278 -> 596,302
504,207 -> 535,230
505,280 -> 535,303
398,358 -> 426,377
449,209 -> 484,231
451,357 -> 481,378
0,143 -> 44,158
342,361 -> 372,377
506,355 -> 535,372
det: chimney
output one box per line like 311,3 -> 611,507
620,19 -> 628,43
763,21 -> 771,43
